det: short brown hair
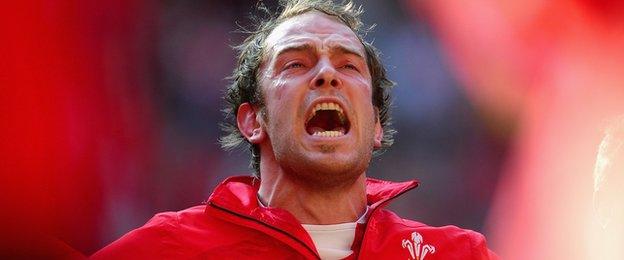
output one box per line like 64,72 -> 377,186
220,0 -> 395,176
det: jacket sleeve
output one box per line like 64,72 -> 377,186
90,212 -> 181,259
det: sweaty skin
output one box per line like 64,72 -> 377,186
236,11 -> 383,225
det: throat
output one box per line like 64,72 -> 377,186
257,174 -> 368,225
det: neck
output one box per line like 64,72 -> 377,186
258,165 -> 367,225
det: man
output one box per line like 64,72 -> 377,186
93,0 -> 496,259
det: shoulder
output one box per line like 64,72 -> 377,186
364,209 -> 497,259
91,205 -> 206,259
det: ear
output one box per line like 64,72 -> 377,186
373,109 -> 383,149
237,103 -> 266,144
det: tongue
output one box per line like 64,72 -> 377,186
307,126 -> 325,134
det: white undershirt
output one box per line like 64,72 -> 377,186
301,208 -> 368,260
257,195 -> 369,260
301,222 -> 357,260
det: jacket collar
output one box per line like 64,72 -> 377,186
365,177 -> 420,208
206,175 -> 418,258
207,175 -> 419,218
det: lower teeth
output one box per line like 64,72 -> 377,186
313,131 -> 344,137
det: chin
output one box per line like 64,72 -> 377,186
284,151 -> 371,189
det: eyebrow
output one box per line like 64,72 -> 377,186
273,43 -> 365,60
273,43 -> 316,59
329,45 -> 365,60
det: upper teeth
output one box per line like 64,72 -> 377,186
311,102 -> 344,118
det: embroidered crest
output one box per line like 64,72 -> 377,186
401,232 -> 436,260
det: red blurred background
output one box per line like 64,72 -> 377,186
1,0 -> 158,257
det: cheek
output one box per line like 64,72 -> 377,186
265,83 -> 306,125
351,85 -> 375,112
344,72 -> 372,91
266,78 -> 288,102
354,96 -> 377,131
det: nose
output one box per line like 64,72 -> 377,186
311,60 -> 341,89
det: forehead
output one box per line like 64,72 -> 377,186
264,11 -> 365,57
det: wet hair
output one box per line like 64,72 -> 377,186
220,0 -> 395,176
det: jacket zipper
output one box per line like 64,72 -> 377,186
208,201 -> 321,260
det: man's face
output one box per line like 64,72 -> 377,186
257,11 -> 382,186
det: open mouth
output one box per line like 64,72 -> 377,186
305,102 -> 350,137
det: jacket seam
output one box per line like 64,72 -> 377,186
208,201 -> 321,260
158,212 -> 183,258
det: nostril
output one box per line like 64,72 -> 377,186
330,79 -> 338,87
315,78 -> 325,87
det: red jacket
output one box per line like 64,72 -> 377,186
92,176 -> 496,259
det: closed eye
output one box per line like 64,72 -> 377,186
341,63 -> 359,71
284,62 -> 305,70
